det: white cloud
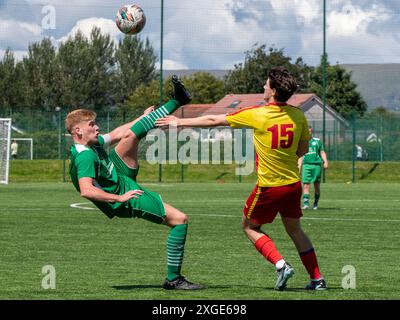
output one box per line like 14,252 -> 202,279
302,3 -> 398,64
0,19 -> 43,50
326,29 -> 400,64
269,0 -> 320,24
0,50 -> 28,61
328,4 -> 391,37
2,0 -> 400,68
57,17 -> 121,44
156,59 -> 188,70
154,0 -> 264,69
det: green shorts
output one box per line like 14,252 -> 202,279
301,164 -> 322,184
109,149 -> 166,224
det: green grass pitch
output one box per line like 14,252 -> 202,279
0,182 -> 399,300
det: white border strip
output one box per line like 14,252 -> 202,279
67,203 -> 400,223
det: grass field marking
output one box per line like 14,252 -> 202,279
67,202 -> 400,223
157,199 -> 400,203
189,214 -> 400,223
70,202 -> 96,210
302,217 -> 400,223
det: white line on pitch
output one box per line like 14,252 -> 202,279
2,204 -> 400,223
67,203 -> 400,222
189,214 -> 400,223
70,203 -> 96,210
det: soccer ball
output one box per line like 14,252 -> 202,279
116,4 -> 146,35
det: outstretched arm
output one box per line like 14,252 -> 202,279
79,177 -> 144,203
156,114 -> 228,128
107,106 -> 155,145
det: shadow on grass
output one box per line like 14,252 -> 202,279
112,283 -> 342,292
112,285 -> 161,290
274,286 -> 342,292
112,284 -> 245,291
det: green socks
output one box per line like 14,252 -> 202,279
130,99 -> 180,139
167,223 -> 188,281
303,194 -> 310,206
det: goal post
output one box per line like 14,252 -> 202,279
0,118 -> 12,184
13,138 -> 33,160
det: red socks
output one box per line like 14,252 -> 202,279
300,248 -> 322,279
254,235 -> 283,265
255,236 -> 323,280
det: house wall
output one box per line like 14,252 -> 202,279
303,102 -> 347,145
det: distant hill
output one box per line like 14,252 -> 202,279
341,64 -> 400,111
164,64 -> 400,111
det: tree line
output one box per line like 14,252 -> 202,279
0,27 -> 368,127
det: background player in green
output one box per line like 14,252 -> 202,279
65,76 -> 202,290
298,127 -> 329,210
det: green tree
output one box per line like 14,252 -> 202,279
181,72 -> 225,104
368,106 -> 392,117
21,38 -> 58,110
123,78 -> 167,118
309,58 -> 367,118
57,31 -> 91,109
224,44 -> 313,94
57,28 -> 115,112
123,72 -> 226,118
113,36 -> 158,105
0,49 -> 25,115
86,27 -> 115,110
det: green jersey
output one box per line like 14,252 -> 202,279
303,137 -> 324,165
69,135 -> 130,218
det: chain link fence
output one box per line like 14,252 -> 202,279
2,108 -> 399,182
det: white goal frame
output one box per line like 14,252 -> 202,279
0,118 -> 12,184
13,138 -> 34,160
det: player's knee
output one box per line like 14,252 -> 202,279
241,221 -> 254,234
173,212 -> 188,225
181,213 -> 188,224
286,225 -> 302,238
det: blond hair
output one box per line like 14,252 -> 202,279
65,109 -> 97,134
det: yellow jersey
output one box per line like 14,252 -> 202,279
226,102 -> 311,187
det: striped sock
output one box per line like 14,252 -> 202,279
130,99 -> 180,139
166,223 -> 188,281
303,194 -> 310,206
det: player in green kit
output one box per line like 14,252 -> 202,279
298,127 -> 329,210
66,76 -> 203,290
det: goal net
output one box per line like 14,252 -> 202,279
0,118 -> 12,184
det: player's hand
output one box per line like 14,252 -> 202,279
155,116 -> 179,127
118,189 -> 144,202
143,106 -> 155,115
323,162 -> 329,169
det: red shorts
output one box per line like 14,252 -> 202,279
243,181 -> 303,225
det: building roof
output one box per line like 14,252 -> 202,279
175,93 -> 318,118
214,93 -> 316,109
166,93 -> 348,128
171,104 -> 214,118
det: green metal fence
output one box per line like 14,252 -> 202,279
2,108 -> 399,183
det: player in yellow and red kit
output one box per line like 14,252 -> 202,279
156,67 -> 327,291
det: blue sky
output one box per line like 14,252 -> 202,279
1,0 -> 399,69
